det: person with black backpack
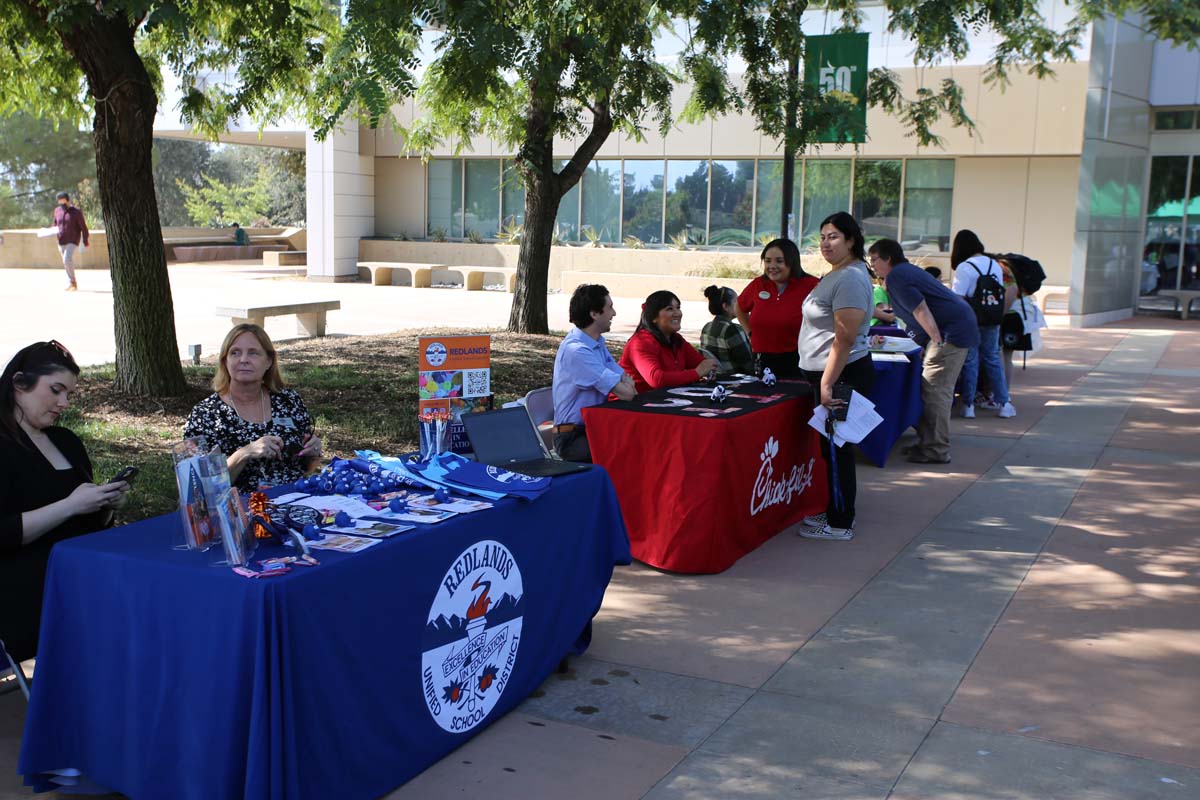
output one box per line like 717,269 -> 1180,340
950,230 -> 1015,419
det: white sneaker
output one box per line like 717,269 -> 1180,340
962,404 -> 975,419
800,524 -> 854,541
998,402 -> 1017,418
977,397 -> 1001,410
802,512 -> 827,528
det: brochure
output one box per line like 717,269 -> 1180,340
307,534 -> 382,554
324,520 -> 415,538
408,494 -> 493,514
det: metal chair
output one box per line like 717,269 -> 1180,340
0,638 -> 30,701
523,386 -> 556,455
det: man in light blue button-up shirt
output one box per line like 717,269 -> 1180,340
552,284 -> 637,462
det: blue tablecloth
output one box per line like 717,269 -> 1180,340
19,469 -> 630,800
860,350 -> 924,467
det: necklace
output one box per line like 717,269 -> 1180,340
227,388 -> 268,423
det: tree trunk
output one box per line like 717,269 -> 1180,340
508,93 -> 614,334
60,15 -> 186,395
508,170 -> 558,333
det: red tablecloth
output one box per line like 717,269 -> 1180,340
582,381 -> 828,573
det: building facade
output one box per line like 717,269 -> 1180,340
295,9 -> 1195,326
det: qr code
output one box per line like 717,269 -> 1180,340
463,369 -> 491,398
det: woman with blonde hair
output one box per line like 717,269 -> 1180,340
183,324 -> 322,491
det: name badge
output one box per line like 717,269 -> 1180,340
758,290 -> 771,300
272,416 -> 297,430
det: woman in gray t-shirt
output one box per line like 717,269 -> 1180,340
797,212 -> 875,541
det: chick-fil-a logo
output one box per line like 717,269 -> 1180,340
750,436 -> 815,517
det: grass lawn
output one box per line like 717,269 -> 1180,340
65,328 -> 605,526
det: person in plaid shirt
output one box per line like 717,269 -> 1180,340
701,286 -> 755,374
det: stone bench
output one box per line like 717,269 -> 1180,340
216,300 -> 340,337
173,244 -> 287,262
1158,289 -> 1200,320
357,262 -> 517,292
1035,285 -> 1070,314
263,250 -> 306,267
461,266 -> 517,292
357,261 -> 438,287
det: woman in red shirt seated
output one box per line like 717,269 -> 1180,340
618,291 -> 718,393
735,238 -> 819,378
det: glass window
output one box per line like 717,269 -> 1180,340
501,159 -> 525,230
800,159 -> 851,245
580,160 -> 622,243
754,160 -> 783,243
708,160 -> 755,246
1143,156 -> 1189,294
464,160 -> 501,238
1154,110 -> 1196,131
901,160 -> 955,251
555,159 -> 581,241
852,160 -> 901,242
1186,157 -> 1200,290
752,160 -> 803,243
665,160 -> 708,245
623,160 -> 664,244
427,158 -> 463,238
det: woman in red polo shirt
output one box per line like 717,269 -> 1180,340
735,238 -> 819,378
618,291 -> 718,393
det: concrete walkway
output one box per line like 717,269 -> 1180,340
0,264 -> 711,367
0,280 -> 1196,798
389,318 -> 1200,799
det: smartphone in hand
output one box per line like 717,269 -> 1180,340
831,384 -> 853,422
109,465 -> 139,485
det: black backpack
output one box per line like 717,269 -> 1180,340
997,253 -> 1046,296
968,259 -> 1006,326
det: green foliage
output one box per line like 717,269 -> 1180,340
497,222 -> 524,245
686,0 -> 1198,154
0,113 -> 95,228
178,165 -> 272,227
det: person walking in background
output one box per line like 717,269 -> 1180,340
736,238 -> 819,378
701,286 -> 755,374
869,239 -> 979,464
52,192 -> 88,292
950,229 -> 1015,419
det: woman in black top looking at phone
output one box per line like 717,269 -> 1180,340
0,340 -> 129,661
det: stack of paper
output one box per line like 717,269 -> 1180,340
808,391 -> 884,447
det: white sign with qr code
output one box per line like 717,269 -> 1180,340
463,369 -> 491,398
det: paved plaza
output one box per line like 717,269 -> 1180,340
0,264 -> 710,368
0,265 -> 1197,798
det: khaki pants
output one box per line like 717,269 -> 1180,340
57,243 -> 78,284
916,341 -> 968,461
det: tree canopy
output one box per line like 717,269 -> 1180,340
323,0 -> 1198,334
0,0 -> 337,393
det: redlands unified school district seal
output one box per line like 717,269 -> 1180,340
421,540 -> 524,733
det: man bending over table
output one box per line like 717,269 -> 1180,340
868,239 -> 979,465
553,284 -> 637,462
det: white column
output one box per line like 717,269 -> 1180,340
305,117 -> 376,281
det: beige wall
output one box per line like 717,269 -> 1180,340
950,156 -> 1080,286
0,231 -> 110,270
374,63 -> 1089,161
375,157 -> 426,238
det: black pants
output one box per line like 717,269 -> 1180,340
757,351 -> 802,379
554,426 -> 592,463
803,355 -> 875,529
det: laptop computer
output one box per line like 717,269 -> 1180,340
462,407 -> 591,477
